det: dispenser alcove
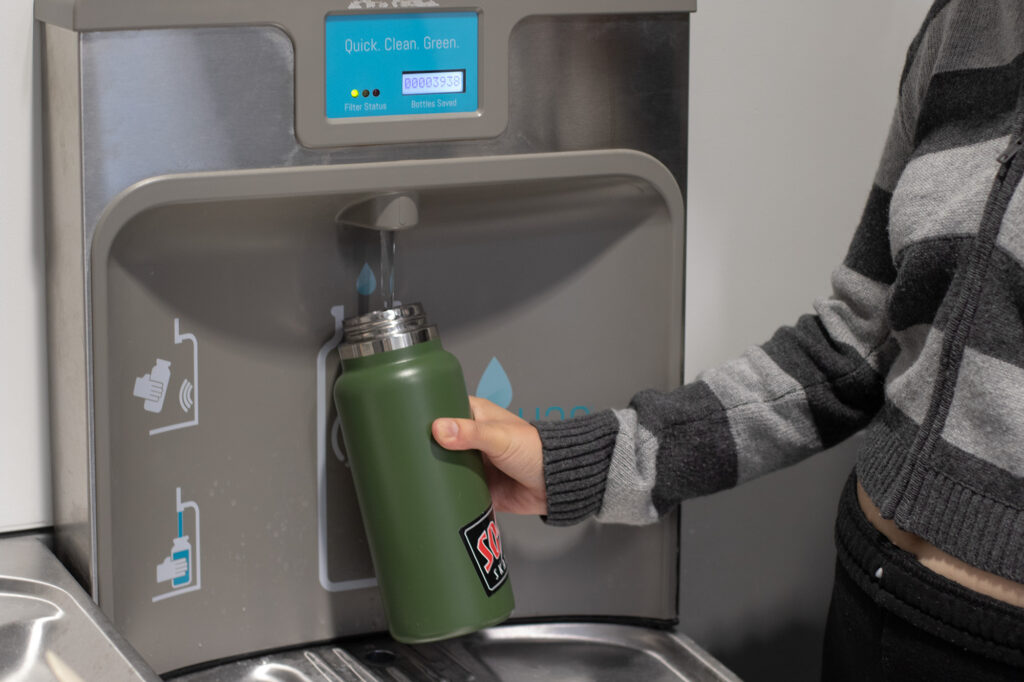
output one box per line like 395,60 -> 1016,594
87,152 -> 684,672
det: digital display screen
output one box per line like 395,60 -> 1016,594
402,70 -> 466,96
325,12 -> 478,119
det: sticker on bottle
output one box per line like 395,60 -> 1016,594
459,505 -> 508,596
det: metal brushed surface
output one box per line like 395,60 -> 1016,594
0,536 -> 159,682
36,0 -> 695,33
68,11 -> 687,597
0,537 -> 736,681
42,12 -> 691,672
169,623 -> 740,682
79,16 -> 688,240
40,23 -> 99,598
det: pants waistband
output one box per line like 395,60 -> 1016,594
836,474 -> 1024,666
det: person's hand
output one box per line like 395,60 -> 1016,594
432,396 -> 546,516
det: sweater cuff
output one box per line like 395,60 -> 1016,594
535,410 -> 619,526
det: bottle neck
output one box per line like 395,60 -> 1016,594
339,336 -> 442,371
338,303 -> 440,360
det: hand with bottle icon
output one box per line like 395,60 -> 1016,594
433,397 -> 546,516
133,359 -> 172,414
156,555 -> 188,584
133,375 -> 165,403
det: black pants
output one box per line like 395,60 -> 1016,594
821,477 -> 1024,681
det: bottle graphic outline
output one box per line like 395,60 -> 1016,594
170,536 -> 192,588
153,487 -> 201,602
315,304 -> 379,593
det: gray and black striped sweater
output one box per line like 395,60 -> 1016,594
536,0 -> 1024,584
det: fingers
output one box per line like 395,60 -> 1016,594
432,397 -> 513,451
432,417 -> 515,464
432,397 -> 546,513
468,396 -> 518,422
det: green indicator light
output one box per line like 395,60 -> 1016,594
350,89 -> 359,98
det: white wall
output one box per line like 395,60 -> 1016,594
0,0 -> 49,533
683,2 -> 930,680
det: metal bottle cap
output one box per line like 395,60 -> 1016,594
339,303 -> 440,359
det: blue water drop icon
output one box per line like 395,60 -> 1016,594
476,357 -> 513,409
356,263 -> 377,296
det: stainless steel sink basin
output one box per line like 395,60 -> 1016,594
0,535 -> 738,681
0,589 -> 63,680
171,623 -> 741,682
0,537 -> 158,682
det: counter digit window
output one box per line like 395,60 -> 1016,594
402,70 -> 466,96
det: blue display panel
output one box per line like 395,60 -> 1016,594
325,12 -> 479,119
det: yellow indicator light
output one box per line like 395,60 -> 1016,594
350,89 -> 359,98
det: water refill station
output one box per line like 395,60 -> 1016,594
34,0 -> 722,678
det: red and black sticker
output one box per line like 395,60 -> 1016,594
459,506 -> 508,596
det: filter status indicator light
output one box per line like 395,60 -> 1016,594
402,70 -> 466,96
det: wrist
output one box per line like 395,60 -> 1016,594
534,410 -> 618,526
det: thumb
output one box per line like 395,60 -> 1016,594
432,417 -> 512,460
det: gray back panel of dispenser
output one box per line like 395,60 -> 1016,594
93,154 -> 683,674
39,3 -> 690,674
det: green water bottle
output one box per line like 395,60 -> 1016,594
334,303 -> 514,643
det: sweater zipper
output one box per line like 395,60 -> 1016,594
998,134 -> 1024,179
882,124 -> 1024,522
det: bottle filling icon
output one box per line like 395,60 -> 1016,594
154,487 -> 201,602
157,533 -> 192,589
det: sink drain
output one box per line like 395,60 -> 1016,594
364,648 -> 397,666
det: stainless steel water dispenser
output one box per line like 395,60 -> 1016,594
38,0 -> 696,675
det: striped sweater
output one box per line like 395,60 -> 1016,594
536,0 -> 1024,584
